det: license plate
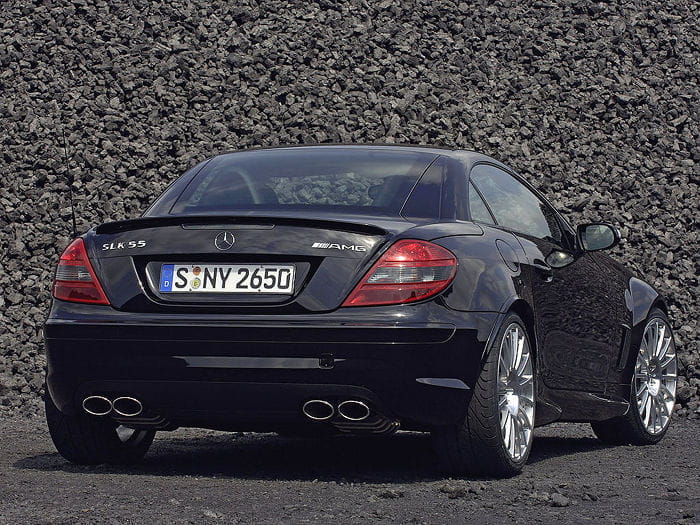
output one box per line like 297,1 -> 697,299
158,264 -> 295,294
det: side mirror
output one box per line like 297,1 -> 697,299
577,223 -> 621,252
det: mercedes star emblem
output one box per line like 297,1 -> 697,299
214,231 -> 235,251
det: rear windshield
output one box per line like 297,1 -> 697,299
170,148 -> 438,216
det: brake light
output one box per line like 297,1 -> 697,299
342,239 -> 457,307
53,238 -> 110,305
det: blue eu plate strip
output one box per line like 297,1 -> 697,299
159,264 -> 175,292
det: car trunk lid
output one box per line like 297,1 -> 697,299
85,214 -> 417,313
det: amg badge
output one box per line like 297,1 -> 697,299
312,242 -> 367,252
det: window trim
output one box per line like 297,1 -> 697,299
467,180 -> 497,225
468,161 -> 574,249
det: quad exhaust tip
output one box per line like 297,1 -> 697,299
302,400 -> 335,421
337,400 -> 370,422
82,396 -> 143,417
302,399 -> 371,422
82,396 -> 112,416
112,397 -> 143,417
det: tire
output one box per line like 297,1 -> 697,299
591,308 -> 677,445
45,394 -> 155,465
432,313 -> 536,477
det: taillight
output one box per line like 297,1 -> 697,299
342,239 -> 457,307
53,238 -> 110,305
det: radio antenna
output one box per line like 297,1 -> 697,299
61,129 -> 78,238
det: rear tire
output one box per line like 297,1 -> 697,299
45,394 -> 155,465
591,308 -> 677,445
432,313 -> 535,477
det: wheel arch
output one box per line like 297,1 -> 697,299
507,299 -> 537,358
483,297 -> 538,362
621,278 -> 673,384
628,277 -> 664,328
651,297 -> 668,315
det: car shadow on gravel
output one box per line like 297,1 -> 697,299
14,430 -> 612,482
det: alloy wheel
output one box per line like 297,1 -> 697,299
497,323 -> 535,461
635,318 -> 677,434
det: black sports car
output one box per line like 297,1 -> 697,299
44,145 -> 677,476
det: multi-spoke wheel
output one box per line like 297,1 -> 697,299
592,309 -> 677,445
45,393 -> 155,464
432,313 -> 536,477
497,323 -> 535,462
634,317 -> 677,434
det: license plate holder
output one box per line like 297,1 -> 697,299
158,264 -> 296,294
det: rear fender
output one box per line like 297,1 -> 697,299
434,229 -> 527,313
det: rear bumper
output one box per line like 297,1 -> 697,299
44,301 -> 498,429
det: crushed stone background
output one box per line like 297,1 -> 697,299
0,1 -> 697,416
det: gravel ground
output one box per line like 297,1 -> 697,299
1,414 -> 698,524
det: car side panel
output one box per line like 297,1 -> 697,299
590,252 -> 667,396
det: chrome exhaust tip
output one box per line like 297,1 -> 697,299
337,400 -> 370,421
112,397 -> 143,417
302,400 -> 335,421
82,396 -> 112,416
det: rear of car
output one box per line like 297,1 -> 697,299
44,147 -> 493,454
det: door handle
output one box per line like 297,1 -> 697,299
532,260 -> 554,282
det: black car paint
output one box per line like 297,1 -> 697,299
44,145 -> 666,431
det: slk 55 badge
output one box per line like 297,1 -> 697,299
101,240 -> 147,250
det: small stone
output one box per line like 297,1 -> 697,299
377,489 -> 404,499
6,293 -> 22,305
439,483 -> 470,499
550,493 -> 570,507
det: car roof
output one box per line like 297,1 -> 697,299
213,144 -> 509,170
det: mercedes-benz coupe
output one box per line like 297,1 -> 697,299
44,145 -> 677,476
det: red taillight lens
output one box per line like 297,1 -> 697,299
342,239 -> 457,307
53,238 -> 110,305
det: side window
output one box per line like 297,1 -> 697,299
401,159 -> 443,219
470,164 -> 563,243
400,157 -> 466,220
468,182 -> 495,224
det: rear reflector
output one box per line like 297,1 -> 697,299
53,238 -> 110,305
342,239 -> 457,307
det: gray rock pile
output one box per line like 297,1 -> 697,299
1,0 -> 697,416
